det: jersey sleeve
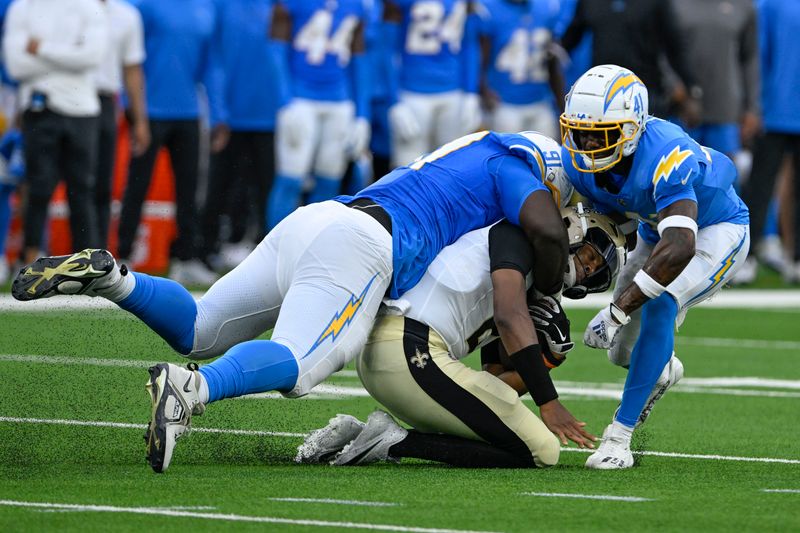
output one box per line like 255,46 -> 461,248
649,144 -> 700,213
489,220 -> 534,275
489,153 -> 548,226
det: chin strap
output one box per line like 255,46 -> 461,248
563,257 -> 577,290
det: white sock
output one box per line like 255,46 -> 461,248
611,420 -> 634,442
97,267 -> 136,303
197,373 -> 210,404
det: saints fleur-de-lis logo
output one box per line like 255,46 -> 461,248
410,348 -> 430,369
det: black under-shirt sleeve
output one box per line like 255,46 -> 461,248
489,220 -> 534,276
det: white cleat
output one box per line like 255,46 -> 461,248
636,354 -> 684,428
585,423 -> 634,470
144,362 -> 205,473
295,414 -> 366,464
333,410 -> 407,466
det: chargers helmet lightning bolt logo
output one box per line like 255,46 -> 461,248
652,146 -> 693,189
603,72 -> 644,112
304,273 -> 380,358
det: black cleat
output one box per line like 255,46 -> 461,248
11,249 -> 115,301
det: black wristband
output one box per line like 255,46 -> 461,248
509,344 -> 558,406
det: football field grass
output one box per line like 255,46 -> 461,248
1,298 -> 799,532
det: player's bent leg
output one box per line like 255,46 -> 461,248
354,316 -> 559,468
190,233 -> 283,359
271,100 -> 318,229
269,207 -> 393,398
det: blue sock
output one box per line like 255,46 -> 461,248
118,272 -> 197,355
267,174 -> 303,230
346,159 -> 370,195
307,175 -> 340,205
615,293 -> 678,427
0,183 -> 14,255
198,340 -> 299,402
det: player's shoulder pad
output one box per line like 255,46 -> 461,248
645,132 -> 701,193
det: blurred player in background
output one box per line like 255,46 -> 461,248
117,0 -> 224,286
560,65 -> 750,469
13,130 -> 572,473
297,203 -> 628,469
266,0 -> 371,230
201,0 -> 282,270
384,0 -> 481,167
478,0 -> 565,138
0,126 -> 23,283
94,0 -> 149,248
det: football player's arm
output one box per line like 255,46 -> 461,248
269,2 -> 292,107
461,2 -> 480,94
519,190 -> 569,297
478,34 -> 498,111
739,4 -> 761,145
613,199 -> 697,316
546,46 -> 566,114
490,222 -> 594,448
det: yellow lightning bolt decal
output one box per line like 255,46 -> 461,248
652,146 -> 693,189
604,72 -> 643,111
305,273 -> 379,357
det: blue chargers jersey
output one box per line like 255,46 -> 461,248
283,0 -> 366,102
397,0 -> 470,93
479,0 -> 560,105
563,118 -> 749,244
336,130 -> 550,298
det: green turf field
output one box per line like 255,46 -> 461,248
1,302 -> 799,532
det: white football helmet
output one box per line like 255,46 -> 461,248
561,203 -> 626,299
560,65 -> 649,173
516,131 -> 574,208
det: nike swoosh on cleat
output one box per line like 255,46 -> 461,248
348,441 -> 381,464
183,375 -> 192,393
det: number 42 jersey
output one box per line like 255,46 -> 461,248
282,0 -> 367,101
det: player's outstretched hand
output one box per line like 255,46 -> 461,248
584,304 -> 630,349
539,399 -> 596,448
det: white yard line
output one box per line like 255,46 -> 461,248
2,290 -> 800,312
0,416 -> 306,438
269,498 -> 400,507
560,447 -> 800,465
2,415 -> 799,466
0,500 -> 497,533
3,353 -> 800,400
521,492 -> 653,502
761,489 -> 800,494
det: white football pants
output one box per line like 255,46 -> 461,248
608,222 -> 750,367
186,201 -> 393,397
390,90 -> 468,167
491,101 -> 558,140
276,98 -> 355,180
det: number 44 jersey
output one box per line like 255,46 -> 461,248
283,0 -> 368,101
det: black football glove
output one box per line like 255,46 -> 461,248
529,296 -> 575,366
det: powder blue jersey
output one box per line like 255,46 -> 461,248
563,118 -> 749,245
397,0 -> 471,93
336,130 -> 550,297
479,0 -> 560,105
759,0 -> 800,133
283,0 -> 367,101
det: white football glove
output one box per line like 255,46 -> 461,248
460,92 -> 482,133
584,303 -> 631,350
348,117 -> 371,157
277,100 -> 306,148
389,101 -> 421,142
